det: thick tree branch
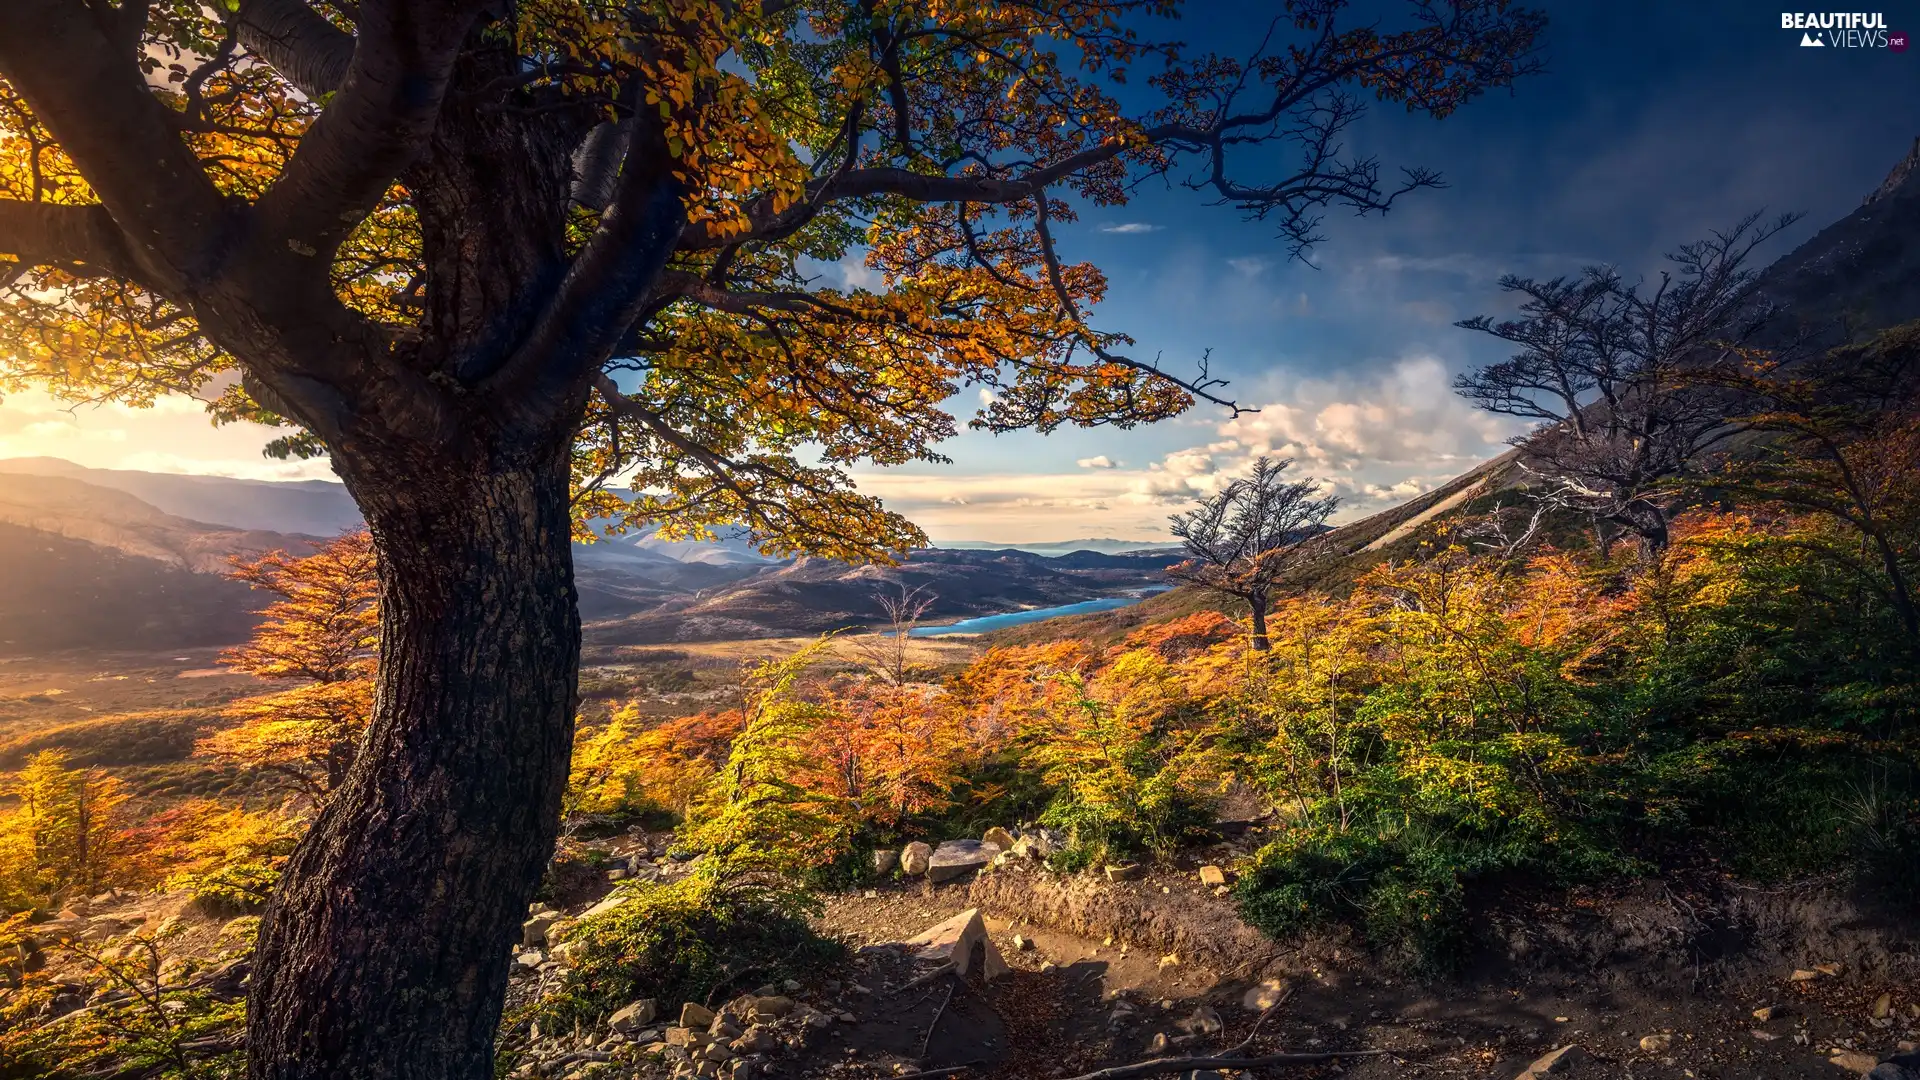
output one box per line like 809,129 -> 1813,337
0,199 -> 140,282
235,0 -> 355,99
250,0 -> 480,266
479,140 -> 687,430
0,0 -> 229,289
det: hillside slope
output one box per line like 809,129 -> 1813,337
986,138 -> 1920,647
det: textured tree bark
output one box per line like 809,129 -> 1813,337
245,447 -> 581,1080
1248,594 -> 1272,653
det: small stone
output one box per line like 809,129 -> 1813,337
1159,953 -> 1179,967
666,1027 -> 697,1047
1149,1033 -> 1168,1054
983,826 -> 1017,849
1831,1051 -> 1879,1074
747,996 -> 794,1022
611,1000 -> 659,1033
1754,1006 -> 1783,1022
1012,934 -> 1033,950
1874,994 -> 1894,1020
1180,1006 -> 1223,1036
1040,961 -> 1057,973
1198,865 -> 1227,887
1753,1030 -> 1779,1041
1105,863 -> 1144,882
515,950 -> 544,969
837,1012 -> 855,1023
730,1027 -> 777,1055
1792,969 -> 1824,982
1518,1045 -> 1587,1078
1817,962 -> 1846,977
709,1018 -> 743,1040
681,1003 -> 717,1029
901,842 -> 933,876
522,913 -> 560,948
607,869 -> 628,881
1640,1034 -> 1673,1053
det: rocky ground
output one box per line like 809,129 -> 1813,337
11,826 -> 1918,1080
487,825 -> 1920,1080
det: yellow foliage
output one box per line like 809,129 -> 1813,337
0,751 -> 140,911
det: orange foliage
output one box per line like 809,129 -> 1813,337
200,532 -> 378,800
812,681 -> 969,826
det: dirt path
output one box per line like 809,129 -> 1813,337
807,869 -> 1920,1080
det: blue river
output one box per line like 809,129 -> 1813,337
909,588 -> 1169,637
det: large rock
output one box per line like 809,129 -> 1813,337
1870,1051 -> 1920,1080
610,999 -> 658,1033
522,912 -> 560,948
901,841 -> 933,876
903,908 -> 1009,981
873,849 -> 900,876
926,839 -> 999,883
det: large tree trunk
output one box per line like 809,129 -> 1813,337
246,449 -> 581,1080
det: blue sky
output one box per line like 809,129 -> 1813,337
849,0 -> 1920,540
4,2 -> 1917,543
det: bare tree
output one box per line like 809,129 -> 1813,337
1455,212 -> 1802,555
1168,458 -> 1339,651
853,583 -> 937,685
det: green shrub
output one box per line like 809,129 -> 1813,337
517,873 -> 842,1033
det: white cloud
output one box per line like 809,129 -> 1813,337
1217,357 -> 1518,473
1227,256 -> 1272,277
1075,455 -> 1118,469
838,255 -> 883,292
1098,223 -> 1162,234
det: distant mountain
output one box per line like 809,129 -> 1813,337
584,546 -> 1182,645
0,474 -> 310,652
0,457 -> 361,536
0,462 -> 1183,652
937,537 -> 1179,556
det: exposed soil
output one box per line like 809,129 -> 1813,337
801,859 -> 1920,1080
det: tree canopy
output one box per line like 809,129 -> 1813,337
3,0 -> 1544,557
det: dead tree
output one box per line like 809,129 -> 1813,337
853,582 -> 937,685
1168,457 -> 1339,651
1455,212 -> 1801,555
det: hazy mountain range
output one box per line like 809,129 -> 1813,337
0,460 -> 1179,654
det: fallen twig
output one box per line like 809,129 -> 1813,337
1052,1049 -> 1391,1080
1228,989 -> 1293,1052
897,960 -> 955,991
918,979 -> 956,1059
889,1064 -> 982,1080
